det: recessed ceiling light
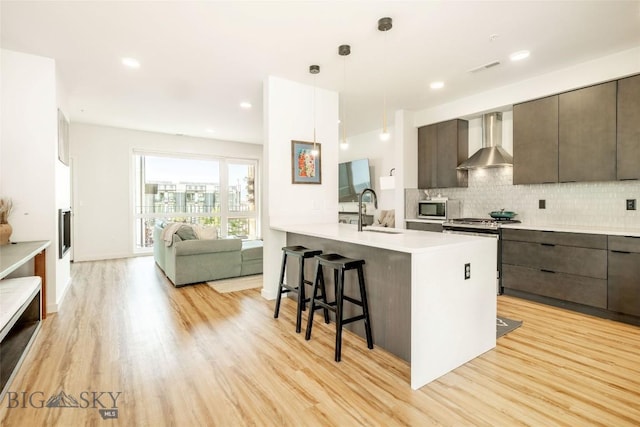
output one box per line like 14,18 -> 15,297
509,50 -> 530,62
121,57 -> 140,68
430,81 -> 445,89
206,128 -> 215,133
240,101 -> 252,109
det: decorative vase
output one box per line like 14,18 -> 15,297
0,223 -> 12,245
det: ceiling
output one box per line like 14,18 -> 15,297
2,1 -> 639,145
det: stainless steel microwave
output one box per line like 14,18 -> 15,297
418,198 -> 460,220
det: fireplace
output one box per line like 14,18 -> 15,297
58,208 -> 71,259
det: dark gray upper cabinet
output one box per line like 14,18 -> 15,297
617,74 -> 640,180
558,81 -> 617,183
513,95 -> 559,185
417,119 -> 468,189
417,124 -> 437,188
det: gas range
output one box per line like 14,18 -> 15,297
443,217 -> 521,233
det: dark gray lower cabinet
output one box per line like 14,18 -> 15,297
502,264 -> 607,309
502,229 -> 607,309
503,229 -> 640,321
406,221 -> 443,232
502,241 -> 607,279
608,236 -> 640,317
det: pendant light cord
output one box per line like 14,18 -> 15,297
342,53 -> 347,143
383,26 -> 389,133
378,17 -> 392,140
309,64 -> 319,154
313,71 -> 317,146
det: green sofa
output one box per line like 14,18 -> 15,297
153,224 -> 263,287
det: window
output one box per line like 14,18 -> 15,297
134,153 -> 258,251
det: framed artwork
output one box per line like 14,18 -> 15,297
291,140 -> 321,184
57,108 -> 69,166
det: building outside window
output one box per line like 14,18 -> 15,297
134,153 -> 258,251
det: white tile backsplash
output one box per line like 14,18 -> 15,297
407,168 -> 640,229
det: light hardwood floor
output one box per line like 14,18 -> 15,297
1,256 -> 639,426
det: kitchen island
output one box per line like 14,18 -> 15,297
271,223 -> 497,389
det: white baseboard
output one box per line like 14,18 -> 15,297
46,276 -> 72,313
261,288 -> 277,300
73,252 -> 140,262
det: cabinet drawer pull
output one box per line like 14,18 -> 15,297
610,250 -> 631,254
540,269 -> 556,274
541,243 -> 555,247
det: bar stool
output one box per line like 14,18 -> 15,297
273,246 -> 323,333
305,253 -> 373,362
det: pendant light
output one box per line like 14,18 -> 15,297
339,44 -> 351,150
378,17 -> 392,142
310,64 -> 320,156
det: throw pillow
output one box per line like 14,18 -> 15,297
193,225 -> 218,240
382,210 -> 395,228
176,224 -> 198,240
375,210 -> 391,226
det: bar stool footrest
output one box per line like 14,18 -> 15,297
342,315 -> 366,325
342,295 -> 363,306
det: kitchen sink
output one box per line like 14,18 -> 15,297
363,226 -> 403,234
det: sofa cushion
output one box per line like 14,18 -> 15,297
193,224 -> 218,240
241,240 -> 263,261
174,238 -> 242,256
176,225 -> 197,241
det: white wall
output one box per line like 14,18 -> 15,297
393,110 -> 417,226
70,123 -> 262,261
1,49 -> 71,313
55,67 -> 72,305
262,75 -> 339,299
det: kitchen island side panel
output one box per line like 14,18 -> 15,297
287,233 -> 412,362
410,238 -> 497,389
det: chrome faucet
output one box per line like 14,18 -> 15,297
357,188 -> 378,231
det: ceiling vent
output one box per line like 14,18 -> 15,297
468,60 -> 501,73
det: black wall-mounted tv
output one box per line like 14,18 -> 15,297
58,208 -> 71,259
338,158 -> 371,202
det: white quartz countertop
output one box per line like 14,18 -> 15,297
501,223 -> 640,237
271,222 -> 488,254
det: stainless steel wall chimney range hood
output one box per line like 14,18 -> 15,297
457,112 -> 513,170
